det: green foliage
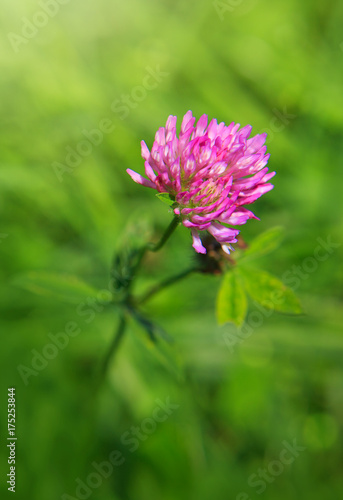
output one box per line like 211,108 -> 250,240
131,321 -> 183,380
215,262 -> 302,327
239,226 -> 285,261
0,1 -> 342,499
12,271 -> 103,304
216,226 -> 302,325
216,270 -> 247,326
128,307 -> 173,343
111,246 -> 143,295
238,266 -> 303,314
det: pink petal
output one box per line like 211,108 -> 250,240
181,110 -> 195,135
194,114 -> 208,137
182,219 -> 211,231
155,127 -> 166,146
246,133 -> 267,154
129,111 -> 275,255
222,244 -> 235,254
225,210 -> 253,225
206,118 -> 219,140
141,141 -> 150,161
238,124 -> 252,139
166,115 -> 177,132
207,222 -> 239,243
191,229 -> 207,254
144,161 -> 157,182
126,169 -> 156,189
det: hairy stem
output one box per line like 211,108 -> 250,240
101,215 -> 182,383
100,313 -> 127,379
128,215 -> 181,289
146,215 -> 180,252
136,266 -> 201,305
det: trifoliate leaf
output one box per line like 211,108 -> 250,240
238,266 -> 303,314
239,226 -> 284,261
216,270 -> 247,326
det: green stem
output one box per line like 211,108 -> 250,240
146,215 -> 180,252
136,266 -> 201,305
128,215 -> 181,290
100,313 -> 126,379
101,215 -> 182,385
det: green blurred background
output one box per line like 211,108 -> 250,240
1,0 -> 343,498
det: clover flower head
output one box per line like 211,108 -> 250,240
127,111 -> 275,254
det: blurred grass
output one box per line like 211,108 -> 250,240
0,0 -> 343,499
